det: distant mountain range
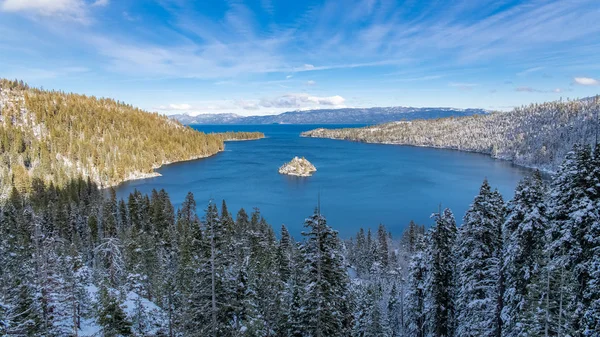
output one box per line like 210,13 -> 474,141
170,107 -> 489,125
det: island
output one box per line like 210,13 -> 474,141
278,156 -> 317,177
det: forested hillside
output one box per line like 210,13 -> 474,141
0,79 -> 263,196
302,97 -> 600,172
0,143 -> 598,336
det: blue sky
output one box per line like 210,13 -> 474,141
0,0 -> 599,116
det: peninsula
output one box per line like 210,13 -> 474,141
0,79 -> 264,194
302,97 -> 600,173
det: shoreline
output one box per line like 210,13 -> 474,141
107,136 -> 265,188
301,132 -> 555,176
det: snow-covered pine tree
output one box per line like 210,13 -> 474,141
387,282 -> 402,337
426,208 -> 457,337
583,143 -> 600,335
97,284 -> 132,337
39,236 -> 75,336
275,225 -> 296,335
353,284 -> 388,337
455,179 -> 505,337
546,144 -> 600,335
501,171 -> 547,337
377,224 -> 390,273
230,257 -> 263,336
300,209 -> 351,337
354,228 -> 368,276
245,210 -> 279,334
0,188 -> 43,336
278,225 -> 293,284
404,233 -> 428,337
179,201 -> 213,336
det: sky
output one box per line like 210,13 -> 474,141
0,0 -> 599,116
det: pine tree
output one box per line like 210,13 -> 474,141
300,209 -> 351,337
426,208 -> 457,337
404,234 -> 427,337
501,172 -> 547,337
277,225 -> 293,283
455,179 -> 505,337
355,228 -> 368,276
546,144 -> 600,335
97,285 -> 132,337
387,283 -> 402,337
353,284 -> 387,337
377,224 -> 390,272
583,143 -> 600,336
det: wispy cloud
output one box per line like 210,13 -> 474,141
516,86 -> 538,92
1,0 -> 599,113
0,0 -> 104,23
91,0 -> 109,7
515,86 -> 569,93
449,82 -> 478,91
385,75 -> 443,82
517,66 -> 544,76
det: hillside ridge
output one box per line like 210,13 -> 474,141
302,96 -> 600,172
0,79 -> 263,195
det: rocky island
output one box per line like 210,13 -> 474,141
279,156 -> 317,177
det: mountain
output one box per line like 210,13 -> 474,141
170,106 -> 488,125
0,79 -> 263,194
302,97 -> 600,172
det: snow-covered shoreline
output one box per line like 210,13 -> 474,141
301,133 -> 556,175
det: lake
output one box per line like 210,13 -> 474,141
115,124 -> 531,238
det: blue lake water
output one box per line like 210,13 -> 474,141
116,124 -> 531,238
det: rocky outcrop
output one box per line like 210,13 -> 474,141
279,156 -> 317,177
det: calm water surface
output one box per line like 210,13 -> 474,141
116,124 -> 531,238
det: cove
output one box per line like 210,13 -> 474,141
115,124 -> 531,238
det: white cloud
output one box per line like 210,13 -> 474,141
306,80 -> 316,86
285,75 -> 293,79
0,0 -> 89,21
169,103 -> 192,110
574,77 -> 599,86
259,93 -> 345,109
0,0 -> 108,22
235,100 -> 259,110
303,64 -> 315,70
156,103 -> 192,111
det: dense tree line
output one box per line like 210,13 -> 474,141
0,143 -> 598,336
345,143 -> 600,337
0,174 -> 350,336
0,79 -> 264,196
302,96 -> 600,172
